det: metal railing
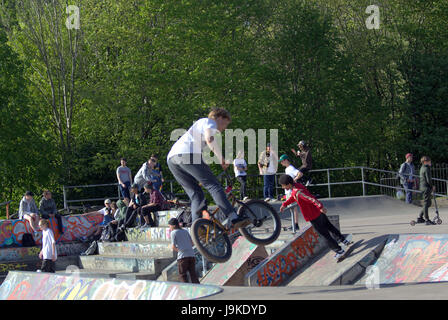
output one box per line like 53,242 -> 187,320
0,201 -> 11,219
62,166 -> 448,213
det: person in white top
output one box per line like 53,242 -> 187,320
258,143 -> 278,201
233,150 -> 248,200
279,154 -> 301,231
38,219 -> 57,273
167,108 -> 250,228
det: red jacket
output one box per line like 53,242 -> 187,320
280,183 -> 324,222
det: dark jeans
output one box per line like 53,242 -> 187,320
419,188 -> 432,220
310,214 -> 344,252
41,259 -> 55,273
123,206 -> 140,228
263,174 -> 275,199
41,213 -> 63,234
119,181 -> 131,199
168,154 -> 235,222
403,182 -> 414,204
298,168 -> 311,184
140,204 -> 161,226
178,257 -> 200,284
236,175 -> 247,200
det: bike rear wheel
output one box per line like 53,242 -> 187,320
237,199 -> 281,245
191,218 -> 232,263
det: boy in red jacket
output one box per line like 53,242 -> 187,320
279,174 -> 350,259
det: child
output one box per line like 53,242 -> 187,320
168,218 -> 199,283
278,174 -> 351,259
279,154 -> 301,231
38,219 -> 57,273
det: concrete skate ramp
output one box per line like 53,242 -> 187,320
318,195 -> 415,218
0,271 -> 222,300
357,234 -> 448,285
287,235 -> 388,287
201,236 -> 268,286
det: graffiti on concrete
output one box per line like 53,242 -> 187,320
247,226 -> 323,286
0,271 -> 222,300
370,234 -> 448,284
0,214 -> 103,247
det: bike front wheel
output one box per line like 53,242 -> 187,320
237,199 -> 281,245
191,218 -> 232,263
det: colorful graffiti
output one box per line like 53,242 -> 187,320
245,224 -> 328,287
0,214 -> 103,247
0,271 -> 222,300
368,234 -> 448,284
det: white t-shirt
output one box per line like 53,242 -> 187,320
233,158 -> 247,177
285,164 -> 300,179
98,207 -> 110,216
42,229 -> 57,260
167,118 -> 218,160
285,165 -> 299,196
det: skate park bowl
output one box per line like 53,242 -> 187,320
0,271 -> 222,300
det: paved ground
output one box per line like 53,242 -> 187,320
203,195 -> 448,299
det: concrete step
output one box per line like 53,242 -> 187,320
155,209 -> 183,227
125,226 -> 190,242
98,241 -> 175,258
56,268 -> 159,281
79,255 -> 175,274
0,255 -> 79,277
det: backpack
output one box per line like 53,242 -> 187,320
82,240 -> 98,255
177,209 -> 192,227
22,233 -> 36,247
100,223 -> 115,242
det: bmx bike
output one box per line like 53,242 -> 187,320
190,171 -> 281,263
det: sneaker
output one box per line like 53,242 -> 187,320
305,179 -> 312,186
140,223 -> 150,228
416,217 -> 426,224
341,239 -> 352,246
243,196 -> 249,201
334,249 -> 345,260
231,216 -> 251,229
264,197 -> 271,202
426,220 -> 436,225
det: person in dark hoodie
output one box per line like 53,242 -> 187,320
39,190 -> 64,235
417,156 -> 436,225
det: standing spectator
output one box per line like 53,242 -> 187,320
279,154 -> 301,231
116,158 -> 132,202
417,156 -> 436,225
38,219 -> 57,273
39,190 -> 64,235
140,182 -> 164,227
168,218 -> 200,284
291,140 -> 313,185
134,158 -> 158,191
233,150 -> 248,200
19,191 -> 40,234
399,153 -> 416,204
258,143 -> 278,202
151,154 -> 164,191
